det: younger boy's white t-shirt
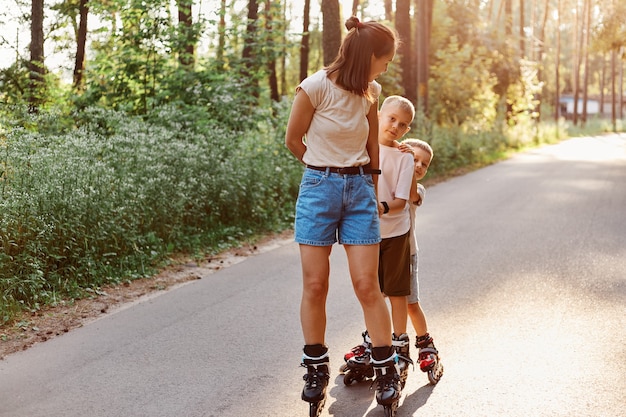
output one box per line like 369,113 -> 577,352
378,145 -> 415,239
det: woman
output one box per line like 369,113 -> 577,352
285,16 -> 402,414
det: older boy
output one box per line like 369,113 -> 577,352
343,95 -> 416,386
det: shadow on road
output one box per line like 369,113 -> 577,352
325,373 -> 438,416
400,382 -> 438,415
327,374 -> 375,416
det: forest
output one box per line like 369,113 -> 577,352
0,0 -> 625,325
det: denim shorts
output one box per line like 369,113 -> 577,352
294,168 -> 381,246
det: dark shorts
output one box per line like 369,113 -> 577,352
378,231 -> 411,296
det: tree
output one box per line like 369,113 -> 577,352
216,0 -> 226,68
242,0 -> 260,98
396,0 -> 416,104
581,0 -> 591,125
73,0 -> 89,90
177,0 -> 195,68
415,0 -> 433,116
321,0 -> 341,66
29,0 -> 45,111
300,0 -> 311,81
265,0 -> 279,101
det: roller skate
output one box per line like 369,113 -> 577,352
371,346 -> 402,417
392,333 -> 414,388
416,333 -> 443,385
339,330 -> 370,374
342,342 -> 374,385
301,345 -> 330,417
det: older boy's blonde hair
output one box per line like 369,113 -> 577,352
401,138 -> 434,161
381,95 -> 415,122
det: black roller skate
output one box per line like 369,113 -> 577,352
339,330 -> 370,375
371,346 -> 402,417
342,343 -> 374,385
416,333 -> 443,385
301,345 -> 330,417
392,333 -> 414,388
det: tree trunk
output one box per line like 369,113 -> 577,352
416,0 -> 433,116
216,0 -> 226,68
29,0 -> 45,111
536,0 -> 549,121
300,0 -> 311,81
611,49 -> 616,132
396,0 -> 415,104
384,0 -> 393,21
555,0 -> 561,123
73,0 -> 88,90
600,53 -> 606,117
351,0 -> 359,17
265,0 -> 279,102
177,0 -> 194,68
321,0 -> 341,66
519,0 -> 525,58
572,1 -> 580,125
581,0 -> 591,125
280,0 -> 287,95
242,0 -> 260,98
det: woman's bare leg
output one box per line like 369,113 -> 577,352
299,244 -> 332,345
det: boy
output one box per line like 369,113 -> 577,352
342,95 -> 416,386
401,138 -> 443,384
342,100 -> 443,386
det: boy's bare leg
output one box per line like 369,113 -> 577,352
388,295 -> 408,336
344,244 -> 392,347
407,301 -> 428,336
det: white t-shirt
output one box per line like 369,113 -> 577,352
409,183 -> 426,255
378,145 -> 415,239
298,70 -> 381,167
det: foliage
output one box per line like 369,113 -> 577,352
0,103 -> 301,325
429,36 -> 499,130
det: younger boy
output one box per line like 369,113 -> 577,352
401,138 -> 443,384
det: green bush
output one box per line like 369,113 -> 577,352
0,104 -> 301,324
0,100 -> 615,325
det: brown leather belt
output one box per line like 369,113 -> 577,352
306,165 -> 381,175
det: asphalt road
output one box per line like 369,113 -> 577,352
1,134 -> 625,417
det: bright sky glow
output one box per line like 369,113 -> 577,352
0,0 -> 386,71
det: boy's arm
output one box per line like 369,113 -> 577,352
412,183 -> 426,206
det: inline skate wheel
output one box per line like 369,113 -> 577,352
427,362 -> 444,385
383,401 -> 398,417
343,372 -> 355,385
309,397 -> 325,417
338,362 -> 349,374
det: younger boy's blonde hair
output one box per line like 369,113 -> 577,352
401,138 -> 434,161
381,95 -> 415,122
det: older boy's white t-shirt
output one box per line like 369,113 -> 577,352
298,70 -> 381,167
378,145 -> 415,239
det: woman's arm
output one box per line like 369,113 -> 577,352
285,89 -> 315,163
365,98 -> 380,187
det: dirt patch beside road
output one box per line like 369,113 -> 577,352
0,230 -> 293,360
